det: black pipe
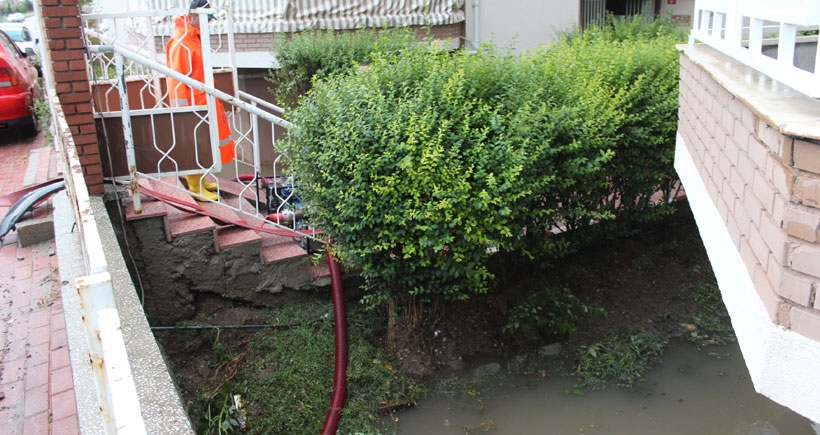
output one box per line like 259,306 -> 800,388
150,314 -> 327,331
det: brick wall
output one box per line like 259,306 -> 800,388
678,53 -> 820,341
38,0 -> 103,195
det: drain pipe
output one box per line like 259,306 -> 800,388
320,245 -> 348,435
473,0 -> 480,48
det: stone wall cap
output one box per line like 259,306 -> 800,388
678,43 -> 820,142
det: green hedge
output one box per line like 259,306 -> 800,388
281,17 -> 684,305
268,28 -> 417,107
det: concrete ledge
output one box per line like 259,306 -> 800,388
91,192 -> 195,434
16,216 -> 54,247
54,191 -> 107,435
678,43 -> 820,141
53,191 -> 194,434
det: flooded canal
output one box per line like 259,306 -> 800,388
397,340 -> 817,434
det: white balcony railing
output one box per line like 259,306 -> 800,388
82,7 -> 326,241
690,0 -> 820,98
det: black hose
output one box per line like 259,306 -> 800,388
150,314 -> 327,331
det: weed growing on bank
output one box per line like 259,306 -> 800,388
573,331 -> 667,390
503,286 -> 606,337
194,298 -> 420,434
685,269 -> 735,348
569,263 -> 733,391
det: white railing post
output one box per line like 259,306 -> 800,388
226,4 -> 239,100
778,22 -> 797,69
115,52 -> 142,214
197,7 -> 222,174
77,273 -> 147,435
748,17 -> 763,54
251,100 -> 262,177
691,0 -> 820,98
713,12 -> 724,40
57,87 -> 148,432
725,0 -> 742,48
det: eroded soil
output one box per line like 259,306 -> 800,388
155,200 -> 722,427
385,201 -> 719,377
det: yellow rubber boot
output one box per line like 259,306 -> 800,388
200,177 -> 218,192
186,174 -> 218,201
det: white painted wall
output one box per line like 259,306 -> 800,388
676,136 -> 820,424
464,0 -> 580,52
464,0 -> 697,53
660,0 -> 695,27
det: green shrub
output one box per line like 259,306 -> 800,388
285,44 -> 533,304
503,287 -> 604,337
282,17 -> 684,307
268,28 -> 417,107
530,15 -> 685,244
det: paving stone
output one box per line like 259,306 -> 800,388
24,363 -> 48,391
22,384 -> 47,417
0,140 -> 78,434
50,389 -> 77,421
50,365 -> 74,395
22,410 -> 48,435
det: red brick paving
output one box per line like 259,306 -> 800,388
0,132 -> 79,434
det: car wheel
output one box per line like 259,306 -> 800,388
23,106 -> 38,137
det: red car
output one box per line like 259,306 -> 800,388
0,29 -> 39,136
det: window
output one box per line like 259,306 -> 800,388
0,32 -> 22,59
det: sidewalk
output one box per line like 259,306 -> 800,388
0,134 -> 80,434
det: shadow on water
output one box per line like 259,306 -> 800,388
397,340 -> 817,434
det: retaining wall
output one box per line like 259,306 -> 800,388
676,42 -> 820,423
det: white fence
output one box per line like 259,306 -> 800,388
82,6 -> 323,238
49,80 -> 147,435
691,0 -> 820,98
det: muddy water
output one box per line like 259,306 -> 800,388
397,341 -> 817,434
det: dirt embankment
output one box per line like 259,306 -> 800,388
384,202 -> 719,378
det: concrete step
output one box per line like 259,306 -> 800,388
259,233 -> 307,265
123,197 -> 167,222
120,176 -> 331,286
216,178 -> 260,204
138,178 -> 216,241
309,261 -> 332,287
197,201 -> 261,252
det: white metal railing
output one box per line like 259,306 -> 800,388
83,6 -> 319,239
50,93 -> 147,434
690,0 -> 820,98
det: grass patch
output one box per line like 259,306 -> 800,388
684,269 -> 735,348
34,91 -> 52,143
192,298 -> 420,434
573,331 -> 666,390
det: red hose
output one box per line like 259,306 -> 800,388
234,173 -> 257,182
320,247 -> 348,435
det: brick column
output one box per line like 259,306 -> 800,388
38,0 -> 103,195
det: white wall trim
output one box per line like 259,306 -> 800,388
212,52 -> 276,70
675,133 -> 820,424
